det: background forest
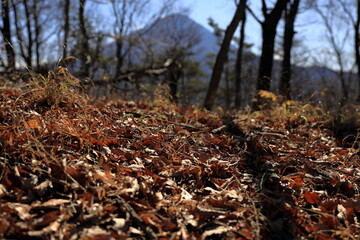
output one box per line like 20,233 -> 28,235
0,0 -> 360,110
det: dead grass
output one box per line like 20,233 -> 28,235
24,67 -> 88,109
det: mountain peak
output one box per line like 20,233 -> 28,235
160,13 -> 192,21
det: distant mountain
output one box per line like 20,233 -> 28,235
139,14 -> 220,75
141,14 -> 219,52
101,14 -> 358,107
102,14 -> 225,76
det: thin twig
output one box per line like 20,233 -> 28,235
253,130 -> 289,139
115,195 -> 158,240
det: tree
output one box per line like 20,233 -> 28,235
279,0 -> 300,99
9,0 -> 55,70
207,15 -> 254,108
179,60 -> 207,105
11,0 -> 26,67
203,0 -> 247,110
11,0 -> 33,68
134,13 -> 202,102
234,0 -> 247,108
339,0 -> 360,101
32,0 -> 41,68
62,0 -> 70,60
250,0 -> 287,109
356,0 -> 360,101
207,17 -> 233,108
310,0 -> 351,104
108,0 -> 150,79
104,0 -> 177,82
78,0 -> 90,77
1,0 -> 16,71
22,0 -> 33,67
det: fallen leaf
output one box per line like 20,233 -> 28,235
303,191 -> 320,205
0,218 -> 10,235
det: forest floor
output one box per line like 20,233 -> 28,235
0,69 -> 359,239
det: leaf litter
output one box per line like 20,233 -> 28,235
0,70 -> 359,239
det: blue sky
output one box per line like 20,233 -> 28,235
180,0 -> 262,53
177,0 -> 354,71
179,0 -> 293,56
180,0 -> 237,29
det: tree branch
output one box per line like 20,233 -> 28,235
246,5 -> 262,24
261,0 -> 267,16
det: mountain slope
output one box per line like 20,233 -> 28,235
137,14 -> 220,76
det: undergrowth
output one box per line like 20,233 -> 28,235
24,67 -> 88,110
254,90 -> 328,122
249,90 -> 360,148
3,69 -> 360,138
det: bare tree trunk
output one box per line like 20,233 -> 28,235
234,5 -> 247,108
33,0 -> 41,69
203,0 -> 246,110
11,0 -> 27,64
356,0 -> 360,102
112,1 -> 127,78
63,0 -> 70,60
115,38 -> 124,77
168,61 -> 182,103
279,0 -> 300,100
79,0 -> 90,77
225,59 -> 231,108
1,0 -> 16,71
256,0 -> 287,92
90,33 -> 104,78
252,0 -> 287,110
22,0 -> 33,68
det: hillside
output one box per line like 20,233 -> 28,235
0,69 -> 359,239
98,13 -> 357,107
103,14 -> 219,76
